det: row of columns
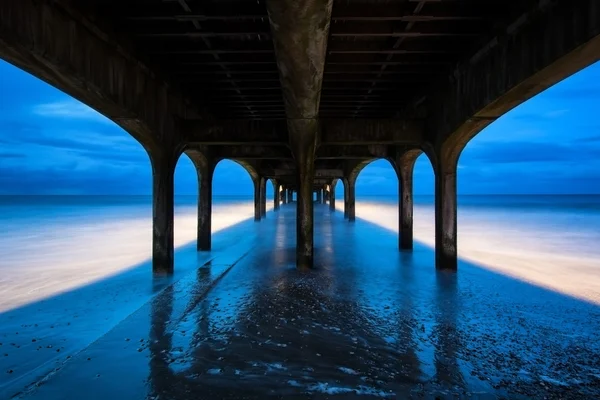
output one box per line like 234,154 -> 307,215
151,149 -> 458,275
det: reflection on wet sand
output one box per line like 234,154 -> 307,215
13,205 -> 600,399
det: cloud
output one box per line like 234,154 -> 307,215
463,140 -> 600,165
544,87 -> 600,100
0,152 -> 24,159
511,109 -> 570,122
31,100 -> 111,124
577,135 -> 600,143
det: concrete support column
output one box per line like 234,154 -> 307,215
197,163 -> 215,251
329,181 -> 336,211
273,181 -> 281,210
433,148 -> 459,270
396,150 -> 420,251
288,189 -> 293,203
347,178 -> 356,222
151,154 -> 176,275
260,177 -> 267,218
253,178 -> 261,221
282,187 -> 287,205
289,123 -> 318,268
343,178 -> 349,219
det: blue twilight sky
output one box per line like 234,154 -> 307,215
0,59 -> 599,196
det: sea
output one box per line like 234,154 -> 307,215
0,194 -> 599,313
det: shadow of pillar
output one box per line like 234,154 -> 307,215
148,286 -> 176,398
433,272 -> 464,387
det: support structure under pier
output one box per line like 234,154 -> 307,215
432,148 -> 459,270
346,178 -> 356,222
266,0 -> 332,267
289,125 -> 318,268
197,162 -> 215,251
151,153 -> 176,275
273,180 -> 281,210
253,178 -> 262,222
260,177 -> 267,218
396,150 -> 420,251
329,180 -> 336,211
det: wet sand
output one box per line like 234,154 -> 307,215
3,205 -> 599,399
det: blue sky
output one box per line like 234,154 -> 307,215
0,59 -> 599,196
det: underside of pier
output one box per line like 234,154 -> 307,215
0,0 -> 599,272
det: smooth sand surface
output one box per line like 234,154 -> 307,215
344,201 -> 600,305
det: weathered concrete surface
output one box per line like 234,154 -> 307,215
266,0 -> 333,268
259,177 -> 267,218
183,119 -> 423,146
253,178 -> 261,221
197,165 -> 214,251
12,206 -> 600,399
289,123 -> 319,268
329,179 -> 337,211
265,0 -> 333,120
423,144 -> 459,271
150,154 -> 177,275
395,149 -> 421,251
273,180 -> 281,210
346,177 -> 356,222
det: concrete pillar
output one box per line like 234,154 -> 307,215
329,181 -> 336,211
434,150 -> 458,270
151,155 -> 176,275
396,150 -> 420,251
273,181 -> 281,210
343,178 -> 349,219
289,124 -> 318,268
347,178 -> 356,222
260,177 -> 267,218
316,189 -> 322,203
197,163 -> 214,251
282,186 -> 287,205
253,178 -> 261,221
288,189 -> 293,203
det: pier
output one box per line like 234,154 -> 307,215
0,0 -> 599,274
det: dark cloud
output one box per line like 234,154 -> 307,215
545,87 -> 600,100
464,141 -> 598,164
577,135 -> 600,143
0,165 -> 150,195
0,152 -> 25,159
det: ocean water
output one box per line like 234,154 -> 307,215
0,195 -> 599,313
0,195 -> 265,313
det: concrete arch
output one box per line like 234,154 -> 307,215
347,158 -> 398,185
